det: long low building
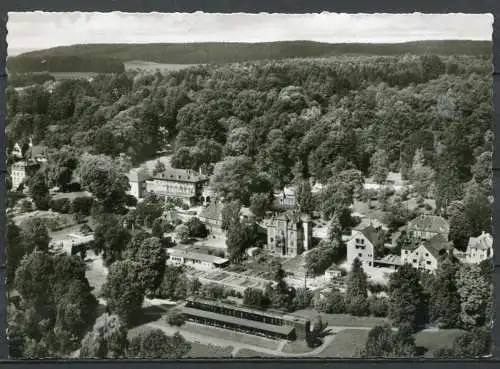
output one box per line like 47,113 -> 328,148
180,297 -> 311,341
167,248 -> 229,271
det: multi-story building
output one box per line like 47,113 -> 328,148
11,161 -> 40,191
407,214 -> 450,241
401,234 -> 452,272
464,231 -> 493,264
346,225 -> 385,268
145,168 -> 209,206
264,211 -> 312,257
199,200 -> 224,232
127,167 -> 150,199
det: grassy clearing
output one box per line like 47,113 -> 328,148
182,322 -> 279,350
282,340 -> 315,354
235,349 -> 277,358
318,329 -> 369,357
415,329 -> 466,357
186,342 -> 233,358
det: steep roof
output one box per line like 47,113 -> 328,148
199,201 -> 224,222
151,167 -> 208,183
168,248 -> 228,264
407,214 -> 450,235
27,145 -> 50,159
468,232 -> 493,251
424,234 -> 452,259
357,225 -> 385,246
127,167 -> 151,182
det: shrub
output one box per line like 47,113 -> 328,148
50,198 -> 72,213
368,295 -> 389,317
72,196 -> 94,215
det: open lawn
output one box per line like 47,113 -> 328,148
415,329 -> 466,357
186,342 -> 233,358
318,329 -> 369,357
235,349 -> 277,358
125,61 -> 200,73
182,322 -> 280,350
282,341 -> 315,354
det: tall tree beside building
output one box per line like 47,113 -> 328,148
409,148 -> 435,198
101,260 -> 146,325
388,264 -> 426,331
127,329 -> 191,359
29,171 -> 50,210
345,258 -> 369,316
429,258 -> 461,328
296,180 -> 314,214
456,263 -> 491,329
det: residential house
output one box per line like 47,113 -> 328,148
407,214 -> 450,241
145,167 -> 209,206
346,225 -> 385,269
167,248 -> 229,271
11,161 -> 40,191
264,211 -> 312,257
127,167 -> 151,199
401,234 -> 452,272
464,231 -> 493,264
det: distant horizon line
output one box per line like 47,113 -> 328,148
9,38 -> 492,57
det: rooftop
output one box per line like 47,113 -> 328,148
150,167 -> 208,183
127,167 -> 151,182
407,214 -> 450,235
180,306 -> 295,336
168,248 -> 228,265
356,225 -> 385,246
468,232 -> 493,251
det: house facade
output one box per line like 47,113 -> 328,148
127,167 -> 151,199
407,214 -> 450,241
264,211 -> 312,257
11,161 -> 40,191
346,226 -> 385,269
145,168 -> 209,206
401,234 -> 451,272
464,231 -> 493,264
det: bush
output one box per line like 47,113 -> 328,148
166,309 -> 186,327
125,194 -> 138,207
186,217 -> 209,238
50,198 -> 72,213
71,196 -> 94,215
20,199 -> 33,213
368,295 -> 389,317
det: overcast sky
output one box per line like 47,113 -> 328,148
7,12 -> 493,56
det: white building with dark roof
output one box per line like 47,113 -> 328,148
401,234 -> 452,272
264,211 -> 312,257
127,167 -> 151,199
346,225 -> 385,268
464,232 -> 493,264
145,167 -> 209,206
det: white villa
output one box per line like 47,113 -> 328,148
167,248 -> 229,271
464,232 -> 493,264
346,225 -> 385,268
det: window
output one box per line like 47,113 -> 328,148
425,253 -> 429,257
413,259 -> 417,263
358,253 -> 362,258
404,250 -> 408,254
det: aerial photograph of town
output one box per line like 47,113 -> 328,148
4,11 -> 494,359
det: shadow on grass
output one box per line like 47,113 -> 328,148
130,304 -> 174,328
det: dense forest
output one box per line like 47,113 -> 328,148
7,40 -> 491,72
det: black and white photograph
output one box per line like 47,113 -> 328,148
4,11 -> 494,359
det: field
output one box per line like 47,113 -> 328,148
318,329 -> 369,357
186,343 -> 233,358
414,329 -> 466,356
124,60 -> 200,73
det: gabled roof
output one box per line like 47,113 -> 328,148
355,225 -> 385,246
468,232 -> 493,251
407,214 -> 450,235
150,167 -> 208,183
424,234 -> 452,259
